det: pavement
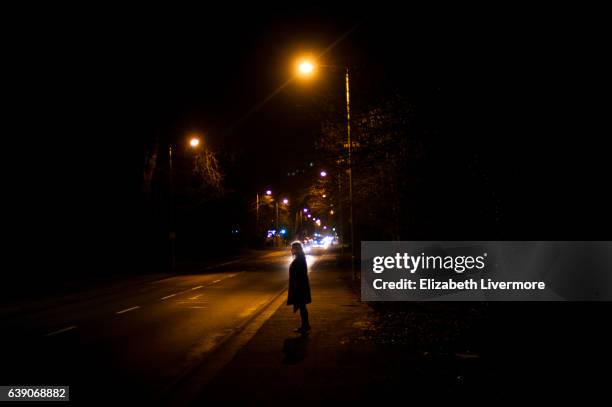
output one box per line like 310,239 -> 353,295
179,250 -> 493,405
186,252 -> 387,404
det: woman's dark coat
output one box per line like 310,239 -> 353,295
287,253 -> 311,307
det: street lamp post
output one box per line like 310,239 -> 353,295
168,135 -> 202,272
275,201 -> 279,232
255,190 -> 272,235
276,198 -> 289,246
297,60 -> 356,277
345,67 -> 356,279
255,190 -> 288,246
256,193 -> 259,224
168,144 -> 175,273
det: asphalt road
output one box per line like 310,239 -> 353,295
0,249 -> 323,402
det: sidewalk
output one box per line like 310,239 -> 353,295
191,252 -> 489,404
190,254 -> 380,403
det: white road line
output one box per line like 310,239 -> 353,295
202,259 -> 240,270
116,306 -> 140,314
161,294 -> 177,300
191,285 -> 203,290
218,260 -> 239,266
187,306 -> 207,309
44,326 -> 77,337
189,294 -> 203,300
212,279 -> 221,283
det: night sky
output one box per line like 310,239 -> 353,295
7,5 -> 611,273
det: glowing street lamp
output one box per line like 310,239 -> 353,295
189,137 -> 201,148
303,208 -> 308,213
320,170 -> 327,177
298,60 -> 314,76
282,198 -> 289,205
167,133 -> 207,272
294,54 -> 356,277
256,189 -> 272,226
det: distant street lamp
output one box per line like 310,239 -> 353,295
168,134 -> 204,272
276,197 -> 289,233
255,190 -> 289,245
256,189 -> 273,227
189,137 -> 201,148
320,170 -> 327,177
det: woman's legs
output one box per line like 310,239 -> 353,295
299,304 -> 310,330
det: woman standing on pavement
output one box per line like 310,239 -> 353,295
287,241 -> 312,334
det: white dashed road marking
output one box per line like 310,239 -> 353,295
116,306 -> 140,315
44,326 -> 77,337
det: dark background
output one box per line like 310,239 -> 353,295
2,4 -> 609,291
7,6 -> 610,275
2,4 -> 611,400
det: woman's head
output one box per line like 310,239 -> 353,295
291,241 -> 305,257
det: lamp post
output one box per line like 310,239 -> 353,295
276,198 -> 289,245
296,59 -> 356,278
168,135 -> 202,272
256,189 -> 273,230
168,144 -> 175,272
319,169 -> 344,256
256,193 -> 259,224
344,67 -> 356,279
255,190 -> 289,246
